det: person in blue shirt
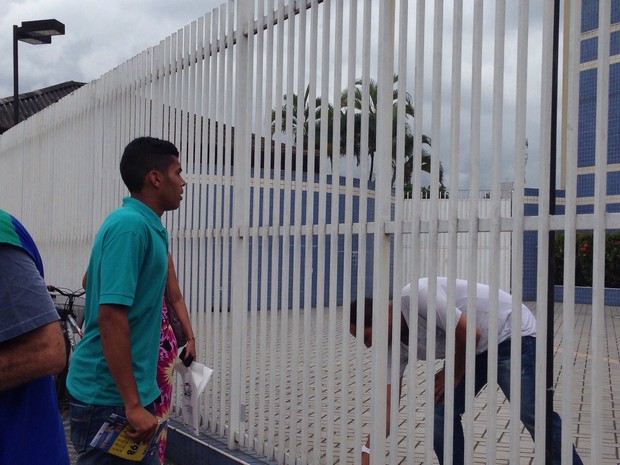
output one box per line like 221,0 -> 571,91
66,137 -> 186,465
0,209 -> 70,465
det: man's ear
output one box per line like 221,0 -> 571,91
146,169 -> 163,188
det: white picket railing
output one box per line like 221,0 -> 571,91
1,1 -> 619,464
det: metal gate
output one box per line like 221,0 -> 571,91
1,1 -> 619,464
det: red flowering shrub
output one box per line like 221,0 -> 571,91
554,232 -> 620,288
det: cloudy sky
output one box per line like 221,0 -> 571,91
1,0 -> 555,190
1,1 -> 222,98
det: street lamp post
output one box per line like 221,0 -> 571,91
12,19 -> 65,126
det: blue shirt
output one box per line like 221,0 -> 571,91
0,227 -> 69,464
67,197 -> 169,406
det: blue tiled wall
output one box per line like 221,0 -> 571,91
612,31 -> 620,56
237,173 -> 377,310
554,286 -> 620,306
583,32 -> 620,64
576,171 -> 620,197
582,0 -> 620,32
581,36 -> 598,63
610,62 -> 620,163
578,68 -> 597,168
613,0 -> 620,25
582,0 -> 600,33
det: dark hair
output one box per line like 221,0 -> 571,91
119,137 -> 179,193
349,298 -> 374,330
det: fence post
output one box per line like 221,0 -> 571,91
229,0 -> 252,451
370,1 -> 396,463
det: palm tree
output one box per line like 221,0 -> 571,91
271,85 -> 336,159
341,74 -> 442,191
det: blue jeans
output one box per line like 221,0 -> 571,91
69,395 -> 159,465
433,336 -> 583,465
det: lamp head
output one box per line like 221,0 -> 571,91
15,19 -> 65,45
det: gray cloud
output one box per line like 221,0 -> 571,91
1,0 -> 222,98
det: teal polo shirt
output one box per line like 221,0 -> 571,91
67,197 -> 169,406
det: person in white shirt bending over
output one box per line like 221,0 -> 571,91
349,277 -> 583,465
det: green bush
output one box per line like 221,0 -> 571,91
554,232 -> 620,288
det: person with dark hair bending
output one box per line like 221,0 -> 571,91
67,137 -> 186,465
349,277 -> 583,465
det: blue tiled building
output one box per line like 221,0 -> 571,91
524,1 -> 620,304
575,0 -> 620,212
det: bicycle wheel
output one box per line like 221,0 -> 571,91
54,329 -> 71,411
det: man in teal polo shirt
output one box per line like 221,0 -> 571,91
67,137 -> 185,465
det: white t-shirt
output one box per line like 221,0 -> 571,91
387,277 -> 537,381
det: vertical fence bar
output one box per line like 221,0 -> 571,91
205,8 -> 219,433
353,2 -> 372,463
590,0 -> 611,462
276,0 -> 292,460
534,0 -> 554,463
301,4 -> 318,461
562,1 -> 581,463
341,2 -> 358,463
486,2 -> 506,463
442,2 -> 464,463
387,1 -> 408,463
238,1 -> 255,451
311,0 -> 331,459
203,11 -> 214,430
510,0 -> 529,462
152,41 -> 164,139
187,18 -> 201,366
230,0 -> 252,450
290,1 -> 307,461
464,2 -> 484,463
326,1 -> 342,462
247,0 -> 263,453
370,1 -> 395,464
220,0 -> 235,440
545,2 -> 562,461
260,1 -> 274,456
535,1 -> 556,462
269,0 -> 284,459
211,6 -> 225,434
407,0 -> 425,462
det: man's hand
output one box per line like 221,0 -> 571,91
124,405 -> 158,443
361,442 -> 370,465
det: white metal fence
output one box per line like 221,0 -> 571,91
406,198 -> 513,291
1,1 -> 619,464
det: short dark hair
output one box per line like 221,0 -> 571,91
120,137 -> 180,193
350,298 -> 374,330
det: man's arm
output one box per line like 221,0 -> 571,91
0,320 -> 66,391
434,312 -> 481,402
362,377 -> 404,465
99,304 -> 158,443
